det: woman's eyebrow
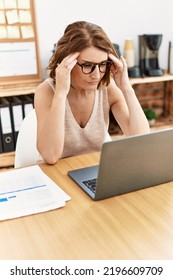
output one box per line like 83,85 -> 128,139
80,59 -> 108,64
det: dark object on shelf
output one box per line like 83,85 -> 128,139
113,43 -> 121,58
0,97 -> 15,152
168,41 -> 173,74
139,34 -> 164,77
128,66 -> 141,78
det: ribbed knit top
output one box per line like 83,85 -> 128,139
45,78 -> 111,158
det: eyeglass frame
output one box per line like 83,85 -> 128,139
76,60 -> 113,74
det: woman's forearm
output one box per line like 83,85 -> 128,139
122,87 -> 150,135
37,94 -> 66,164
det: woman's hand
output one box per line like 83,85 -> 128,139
55,52 -> 79,95
108,53 -> 131,91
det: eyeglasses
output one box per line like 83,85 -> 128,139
76,60 -> 113,74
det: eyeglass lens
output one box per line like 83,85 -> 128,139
77,61 -> 112,74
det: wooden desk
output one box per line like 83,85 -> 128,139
1,152 -> 173,260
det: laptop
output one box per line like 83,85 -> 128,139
68,128 -> 173,200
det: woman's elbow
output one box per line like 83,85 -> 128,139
37,146 -> 61,165
43,152 -> 62,165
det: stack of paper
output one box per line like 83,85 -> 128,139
0,165 -> 71,221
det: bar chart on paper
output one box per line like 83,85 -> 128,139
0,165 -> 71,220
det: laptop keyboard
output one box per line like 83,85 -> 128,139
82,178 -> 97,193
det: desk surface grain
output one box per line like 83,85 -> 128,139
1,152 -> 173,260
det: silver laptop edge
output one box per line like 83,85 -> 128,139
68,128 -> 173,200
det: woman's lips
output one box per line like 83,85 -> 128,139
87,81 -> 99,85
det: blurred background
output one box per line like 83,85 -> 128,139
34,0 -> 172,74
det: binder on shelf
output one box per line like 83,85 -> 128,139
18,94 -> 34,118
29,93 -> 34,102
6,96 -> 23,146
0,97 -> 15,153
0,117 -> 3,153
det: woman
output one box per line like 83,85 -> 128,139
34,21 -> 150,164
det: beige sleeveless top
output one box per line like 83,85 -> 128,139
46,78 -> 111,158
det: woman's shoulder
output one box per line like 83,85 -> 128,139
35,78 -> 55,93
100,78 -> 116,94
99,79 -> 117,99
45,77 -> 55,89
34,78 -> 55,108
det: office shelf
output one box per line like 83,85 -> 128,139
109,73 -> 173,135
1,74 -> 173,168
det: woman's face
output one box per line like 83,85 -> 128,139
71,46 -> 108,90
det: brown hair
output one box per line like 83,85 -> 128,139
47,21 -> 118,86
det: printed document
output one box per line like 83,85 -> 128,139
0,165 -> 70,221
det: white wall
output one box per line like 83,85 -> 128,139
34,0 -> 172,73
